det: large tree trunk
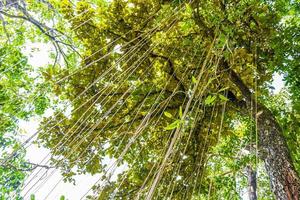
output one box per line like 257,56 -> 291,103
257,109 -> 300,200
225,63 -> 300,199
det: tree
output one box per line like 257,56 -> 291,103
0,2 -> 53,198
2,0 -> 299,199
0,45 -> 49,198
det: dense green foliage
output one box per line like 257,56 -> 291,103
0,0 -> 299,199
0,46 -> 32,198
36,0 -> 300,199
0,4 -> 51,198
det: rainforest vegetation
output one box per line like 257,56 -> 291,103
0,0 -> 300,199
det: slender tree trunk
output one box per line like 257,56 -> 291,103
246,166 -> 257,200
257,109 -> 300,200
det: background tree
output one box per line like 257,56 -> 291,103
0,45 -> 49,198
0,1 -> 55,198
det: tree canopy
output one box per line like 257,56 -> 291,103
0,0 -> 300,199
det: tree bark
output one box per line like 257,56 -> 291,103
246,166 -> 257,200
257,108 -> 300,200
225,62 -> 300,200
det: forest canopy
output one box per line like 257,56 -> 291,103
0,0 -> 300,199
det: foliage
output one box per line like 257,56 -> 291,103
0,43 -> 33,198
0,46 -> 31,198
271,2 -> 300,113
31,0 -> 300,199
0,2 -> 52,198
0,0 -> 299,199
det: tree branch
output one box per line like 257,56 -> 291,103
0,161 -> 55,172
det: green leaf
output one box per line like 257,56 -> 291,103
192,76 -> 197,84
60,196 -> 66,200
205,95 -> 216,105
165,120 -> 181,130
164,111 -> 173,118
219,94 -> 229,101
179,106 -> 183,118
217,33 -> 227,48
